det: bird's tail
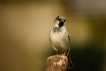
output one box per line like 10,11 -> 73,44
68,55 -> 74,69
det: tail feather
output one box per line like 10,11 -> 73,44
68,55 -> 74,69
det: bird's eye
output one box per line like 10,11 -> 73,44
64,19 -> 66,22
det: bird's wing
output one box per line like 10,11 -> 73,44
63,31 -> 71,56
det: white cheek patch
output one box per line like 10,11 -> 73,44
54,20 -> 59,27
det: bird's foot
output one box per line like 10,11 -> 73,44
63,51 -> 66,56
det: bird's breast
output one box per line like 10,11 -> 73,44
50,31 -> 67,53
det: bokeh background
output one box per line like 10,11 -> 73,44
0,0 -> 106,71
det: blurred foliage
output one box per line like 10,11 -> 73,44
68,44 -> 105,71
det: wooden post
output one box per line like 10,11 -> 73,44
45,55 -> 68,71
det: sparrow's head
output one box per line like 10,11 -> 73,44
54,16 -> 66,28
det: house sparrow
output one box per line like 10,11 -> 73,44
49,16 -> 74,69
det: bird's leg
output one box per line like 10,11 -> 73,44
63,51 -> 66,56
57,51 -> 59,55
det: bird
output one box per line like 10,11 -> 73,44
49,16 -> 74,69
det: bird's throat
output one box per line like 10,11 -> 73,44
59,22 -> 64,27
